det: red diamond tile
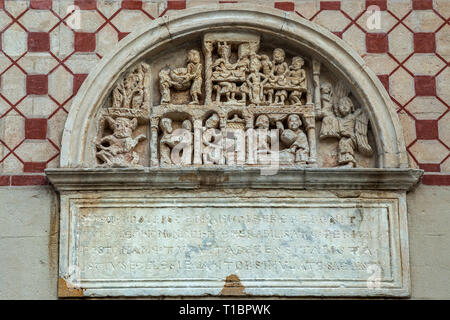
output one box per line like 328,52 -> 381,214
73,73 -> 88,94
23,162 -> 47,173
30,0 -> 52,10
366,33 -> 389,53
167,1 -> 186,10
274,2 -> 295,11
320,1 -> 341,10
412,0 -> 433,10
11,175 -> 48,186
416,120 -> 439,139
74,32 -> 96,52
122,0 -> 142,10
74,0 -> 97,10
419,163 -> 441,172
0,0 -> 4,10
28,32 -> 50,52
414,33 -> 436,53
415,76 -> 436,96
377,74 -> 389,92
366,0 -> 387,11
25,118 -> 47,139
27,74 -> 48,95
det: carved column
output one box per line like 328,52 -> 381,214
245,116 -> 256,164
304,115 -> 317,166
312,59 -> 321,115
219,117 -> 226,165
203,41 -> 213,105
150,117 -> 159,167
193,119 -> 203,165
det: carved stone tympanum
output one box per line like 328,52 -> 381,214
47,6 -> 420,299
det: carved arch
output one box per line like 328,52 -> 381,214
60,4 -> 408,168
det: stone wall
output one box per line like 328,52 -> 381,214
1,184 -> 449,299
0,0 -> 449,299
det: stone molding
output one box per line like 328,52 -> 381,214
46,167 -> 423,192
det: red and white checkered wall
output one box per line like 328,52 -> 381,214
0,0 -> 448,186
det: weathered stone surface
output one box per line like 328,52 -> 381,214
46,5 -> 421,298
57,188 -> 410,297
0,187 -> 58,299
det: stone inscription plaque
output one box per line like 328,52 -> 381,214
61,195 -> 408,297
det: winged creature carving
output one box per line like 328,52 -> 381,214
317,81 -> 373,167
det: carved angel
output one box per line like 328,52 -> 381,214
318,82 -> 373,167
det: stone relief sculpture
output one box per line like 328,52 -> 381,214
96,32 -> 375,169
95,62 -> 149,167
159,49 -> 202,105
202,113 -> 223,164
277,114 -> 309,164
95,116 -> 146,167
316,81 -> 373,167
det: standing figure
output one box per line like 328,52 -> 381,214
246,58 -> 268,105
202,113 -> 223,164
288,56 -> 306,105
333,97 -> 373,167
159,118 -> 182,165
254,114 -> 273,164
96,116 -> 146,167
317,81 -> 339,138
159,49 -> 203,104
186,50 -> 203,104
277,114 -> 309,164
272,48 -> 289,104
178,120 -> 193,165
260,54 -> 274,103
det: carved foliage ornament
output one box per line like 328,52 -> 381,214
95,32 -> 374,168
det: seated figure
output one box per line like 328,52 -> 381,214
96,116 -> 146,167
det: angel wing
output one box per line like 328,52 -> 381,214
332,81 -> 350,108
354,110 -> 373,156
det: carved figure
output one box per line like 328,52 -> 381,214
96,116 -> 146,167
177,120 -> 193,165
213,42 -> 238,103
202,113 -> 223,164
159,49 -> 202,104
260,54 -> 274,103
277,114 -> 309,164
288,56 -> 306,105
255,114 -> 272,155
334,97 -> 373,167
317,81 -> 340,139
317,81 -> 373,167
159,118 -> 181,165
246,57 -> 268,105
112,63 -> 150,109
272,48 -> 289,104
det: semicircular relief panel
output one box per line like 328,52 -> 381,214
90,30 -> 378,170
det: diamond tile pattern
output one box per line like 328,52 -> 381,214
0,0 -> 448,185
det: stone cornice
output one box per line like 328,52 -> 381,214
46,167 -> 423,192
